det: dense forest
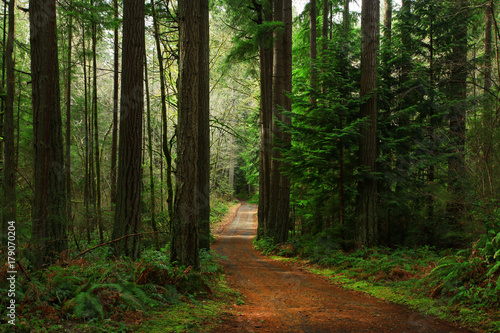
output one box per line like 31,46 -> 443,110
0,0 -> 499,331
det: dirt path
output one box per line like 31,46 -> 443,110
212,203 -> 474,333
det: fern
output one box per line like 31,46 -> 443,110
73,292 -> 104,320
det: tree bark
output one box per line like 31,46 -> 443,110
65,9 -> 73,236
30,0 -> 68,267
447,0 -> 468,220
92,16 -> 103,244
2,0 -> 16,245
310,0 -> 317,105
267,0 -> 285,241
151,0 -> 174,226
356,0 -> 379,247
112,0 -> 145,260
110,0 -> 119,208
198,0 -> 211,251
171,0 -> 201,269
276,0 -> 292,243
257,0 -> 273,240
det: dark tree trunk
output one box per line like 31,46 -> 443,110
447,0 -> 468,221
151,0 -> 174,226
171,0 -> 201,269
144,51 -> 159,250
110,0 -> 119,208
267,0 -> 285,241
2,0 -> 16,245
92,17 -> 103,244
356,0 -> 379,247
198,0 -> 211,251
257,0 -> 273,240
112,0 -> 145,260
310,0 -> 317,105
30,0 -> 68,268
65,11 -> 73,236
276,0 -> 292,243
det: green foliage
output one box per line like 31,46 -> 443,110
0,249 -> 226,332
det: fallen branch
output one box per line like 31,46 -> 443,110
71,231 -> 168,260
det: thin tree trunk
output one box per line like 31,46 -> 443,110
310,0 -> 317,105
2,0 -> 16,245
198,0 -> 211,251
152,0 -> 174,226
144,50 -> 159,250
30,0 -> 68,268
110,0 -> 119,207
65,10 -> 73,235
92,17 -> 104,244
83,27 -> 91,244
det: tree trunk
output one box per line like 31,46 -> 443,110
257,0 -> 273,240
151,0 -> 174,226
112,0 -> 145,260
447,0 -> 468,221
171,0 -> 201,269
83,27 -> 91,244
276,0 -> 292,243
198,0 -> 211,251
2,0 -> 16,245
92,17 -> 104,244
110,0 -> 119,208
310,0 -> 317,105
144,51 -> 159,250
267,0 -> 285,241
356,0 -> 379,247
65,10 -> 73,236
30,0 -> 68,268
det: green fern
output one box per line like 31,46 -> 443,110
73,292 -> 104,320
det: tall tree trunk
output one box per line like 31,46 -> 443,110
198,0 -> 211,251
447,0 -> 468,221
276,0 -> 292,243
2,0 -> 16,245
356,0 -> 379,247
171,0 -> 201,269
83,27 -> 91,244
110,0 -> 119,207
144,51 -> 159,250
151,0 -> 174,226
65,10 -> 73,237
267,0 -> 285,241
310,0 -> 317,105
257,0 -> 273,240
482,0 -> 493,198
92,17 -> 103,244
112,0 -> 145,260
30,0 -> 68,268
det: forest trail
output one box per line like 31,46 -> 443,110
211,203 -> 473,333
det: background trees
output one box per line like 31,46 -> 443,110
0,0 -> 498,273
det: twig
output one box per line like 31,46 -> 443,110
71,231 -> 167,260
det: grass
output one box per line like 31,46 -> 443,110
138,277 -> 239,333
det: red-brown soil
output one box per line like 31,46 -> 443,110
211,203 -> 474,333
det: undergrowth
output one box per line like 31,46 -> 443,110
0,248 -> 226,332
254,222 -> 500,332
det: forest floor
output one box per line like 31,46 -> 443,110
211,203 -> 475,333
